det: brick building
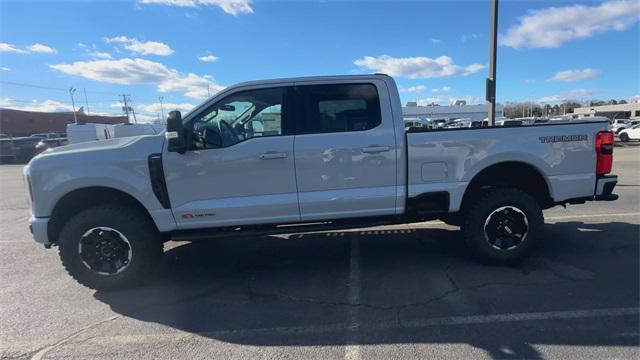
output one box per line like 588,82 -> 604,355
0,109 -> 128,137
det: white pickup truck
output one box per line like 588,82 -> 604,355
24,75 -> 618,290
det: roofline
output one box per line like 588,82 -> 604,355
231,74 -> 392,88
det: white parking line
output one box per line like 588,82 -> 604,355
545,212 -> 640,221
344,233 -> 361,360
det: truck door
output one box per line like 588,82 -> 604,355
163,85 -> 300,229
293,81 -> 398,221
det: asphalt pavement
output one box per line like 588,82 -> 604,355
0,147 -> 638,359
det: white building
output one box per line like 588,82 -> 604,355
402,103 -> 504,123
573,103 -> 640,120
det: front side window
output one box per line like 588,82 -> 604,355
189,87 -> 285,149
298,83 -> 381,134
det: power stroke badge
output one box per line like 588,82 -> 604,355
539,134 -> 588,143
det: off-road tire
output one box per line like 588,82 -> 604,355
58,204 -> 162,290
463,188 -> 543,264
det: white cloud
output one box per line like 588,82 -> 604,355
140,0 -> 253,15
536,89 -> 598,103
1,42 -> 57,54
547,68 -> 599,82
1,67 -> 10,71
87,50 -> 113,59
138,102 -> 196,113
49,58 -> 224,99
354,55 -> 485,79
77,42 -> 87,48
460,34 -> 480,42
399,85 -> 426,94
198,55 -> 219,62
431,86 -> 451,93
0,98 -> 74,112
105,36 -> 174,56
0,43 -> 28,53
27,43 -> 57,54
430,39 -> 442,44
500,0 -> 640,48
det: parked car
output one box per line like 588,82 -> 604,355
610,119 -> 630,133
34,138 -> 69,155
31,132 -> 66,139
24,74 -> 618,290
0,137 -> 41,163
618,124 -> 640,142
615,120 -> 640,134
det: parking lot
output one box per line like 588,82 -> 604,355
0,147 -> 638,359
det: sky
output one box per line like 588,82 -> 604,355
0,0 -> 639,122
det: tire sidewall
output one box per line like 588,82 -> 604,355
59,205 -> 159,290
464,189 -> 543,264
620,133 -> 629,142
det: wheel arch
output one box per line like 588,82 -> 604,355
48,186 -> 158,245
460,161 -> 554,212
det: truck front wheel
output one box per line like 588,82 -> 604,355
463,188 -> 543,264
58,204 -> 162,290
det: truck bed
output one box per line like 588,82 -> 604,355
406,120 -> 611,212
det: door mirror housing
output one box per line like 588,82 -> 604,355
166,111 -> 186,153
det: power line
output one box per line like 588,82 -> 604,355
0,80 -> 119,96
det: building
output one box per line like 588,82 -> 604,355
402,103 -> 504,122
573,103 -> 640,120
0,109 -> 128,137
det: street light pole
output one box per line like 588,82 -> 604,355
159,96 -> 165,120
486,0 -> 499,126
69,88 -> 78,124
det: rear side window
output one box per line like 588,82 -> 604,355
297,83 -> 381,134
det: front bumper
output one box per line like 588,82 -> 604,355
594,175 -> 618,201
29,216 -> 51,246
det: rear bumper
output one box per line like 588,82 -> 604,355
29,216 -> 51,246
594,175 -> 618,201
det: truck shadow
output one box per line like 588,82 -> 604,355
95,221 -> 640,358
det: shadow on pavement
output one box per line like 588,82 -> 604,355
95,221 -> 640,356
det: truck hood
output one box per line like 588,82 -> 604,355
28,134 -> 165,168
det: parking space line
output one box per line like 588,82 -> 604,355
344,233 -> 361,360
545,212 -> 640,220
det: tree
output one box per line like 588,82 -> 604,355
619,99 -> 628,104
608,99 -> 618,105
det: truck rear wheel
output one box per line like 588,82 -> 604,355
462,188 -> 543,264
58,204 -> 162,290
619,133 -> 629,142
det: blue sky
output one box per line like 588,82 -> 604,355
1,0 -> 639,121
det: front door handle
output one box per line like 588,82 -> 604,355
259,152 -> 288,160
361,146 -> 391,154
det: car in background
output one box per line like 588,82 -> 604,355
610,119 -> 630,133
618,124 -> 640,142
34,137 -> 69,155
495,119 -> 523,126
614,119 -> 640,134
31,132 -> 66,139
0,136 -> 41,163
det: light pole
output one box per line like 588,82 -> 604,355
486,0 -> 499,125
159,96 -> 165,120
69,88 -> 78,124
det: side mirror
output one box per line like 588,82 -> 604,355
166,111 -> 186,153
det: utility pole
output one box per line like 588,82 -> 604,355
158,96 -> 165,120
207,84 -> 211,97
486,0 -> 498,126
83,88 -> 90,115
69,88 -> 78,124
120,94 -> 131,123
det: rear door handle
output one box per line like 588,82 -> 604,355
259,152 -> 288,160
361,146 -> 391,154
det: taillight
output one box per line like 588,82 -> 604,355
595,131 -> 613,175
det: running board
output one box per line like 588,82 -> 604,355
170,216 -> 403,242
